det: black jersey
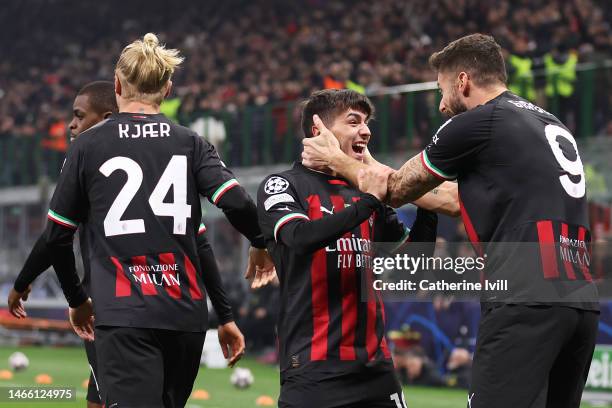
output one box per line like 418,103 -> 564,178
257,163 -> 435,380
46,112 -> 260,331
423,91 -> 598,309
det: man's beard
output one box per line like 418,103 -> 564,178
444,92 -> 468,118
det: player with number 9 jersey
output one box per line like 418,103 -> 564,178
419,35 -> 599,408
422,90 -> 598,309
423,89 -> 599,408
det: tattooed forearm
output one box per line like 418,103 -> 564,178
386,154 -> 443,208
412,181 -> 460,216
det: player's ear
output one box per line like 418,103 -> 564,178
102,111 -> 113,119
114,75 -> 122,96
311,124 -> 320,137
164,80 -> 173,99
458,72 -> 470,96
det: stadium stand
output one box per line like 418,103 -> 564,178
1,0 -> 610,174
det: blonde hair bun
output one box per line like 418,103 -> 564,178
143,33 -> 159,47
115,33 -> 184,103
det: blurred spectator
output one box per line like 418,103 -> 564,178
1,0 -> 610,141
393,344 -> 472,388
544,47 -> 579,128
41,121 -> 68,153
190,115 -> 227,152
506,38 -> 536,101
237,276 -> 280,353
395,347 -> 447,387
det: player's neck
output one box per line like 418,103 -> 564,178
467,85 -> 507,110
119,100 -> 160,114
305,165 -> 336,177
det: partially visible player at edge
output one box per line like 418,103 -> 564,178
8,82 -> 247,407
8,81 -> 116,408
302,34 -> 598,408
258,89 -> 439,408
44,33 -> 274,407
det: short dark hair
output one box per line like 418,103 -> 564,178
300,89 -> 374,138
77,81 -> 118,114
429,34 -> 507,86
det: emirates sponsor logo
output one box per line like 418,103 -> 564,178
325,234 -> 372,253
325,235 -> 374,269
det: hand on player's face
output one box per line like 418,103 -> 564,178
362,147 -> 376,165
7,285 -> 32,319
357,165 -> 394,201
301,114 -> 341,170
218,321 -> 246,367
69,298 -> 94,341
245,247 -> 277,289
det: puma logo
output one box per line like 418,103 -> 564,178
320,205 -> 334,215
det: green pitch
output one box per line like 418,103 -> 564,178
0,346 -> 602,407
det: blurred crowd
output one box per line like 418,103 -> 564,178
1,0 -> 610,140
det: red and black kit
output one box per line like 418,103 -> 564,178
258,162 -> 437,408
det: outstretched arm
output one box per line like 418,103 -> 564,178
192,136 -> 275,287
386,153 -> 443,208
9,234 -> 53,318
275,194 -> 383,254
196,234 -> 245,367
412,182 -> 459,218
257,169 -> 389,255
364,148 -> 458,215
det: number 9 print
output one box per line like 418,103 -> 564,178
544,124 -> 585,199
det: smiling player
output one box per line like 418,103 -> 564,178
258,89 -> 438,407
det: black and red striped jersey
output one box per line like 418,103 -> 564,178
257,163 -> 435,380
423,91 -> 598,310
46,112 -> 261,331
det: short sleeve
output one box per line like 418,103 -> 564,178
421,106 -> 493,180
257,175 -> 309,242
192,135 -> 240,205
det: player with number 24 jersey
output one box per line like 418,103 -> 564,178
46,112 -> 264,331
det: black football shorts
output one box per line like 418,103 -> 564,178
468,304 -> 598,408
84,339 -> 101,404
279,368 -> 407,408
95,326 -> 205,408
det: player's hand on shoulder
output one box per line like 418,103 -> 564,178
7,285 -> 31,318
217,321 -> 246,367
69,298 -> 94,341
357,165 -> 394,202
245,247 -> 277,289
